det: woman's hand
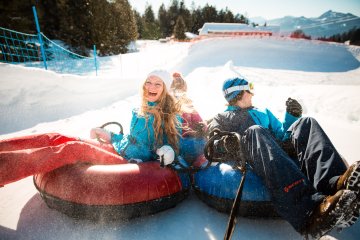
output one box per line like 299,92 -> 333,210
156,145 -> 175,167
90,127 -> 111,143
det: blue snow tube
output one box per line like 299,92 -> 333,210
180,137 -> 206,162
193,161 -> 278,217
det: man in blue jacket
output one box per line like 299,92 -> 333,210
209,76 -> 360,239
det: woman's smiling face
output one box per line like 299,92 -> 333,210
144,76 -> 164,102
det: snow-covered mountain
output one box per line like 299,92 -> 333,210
263,10 -> 360,38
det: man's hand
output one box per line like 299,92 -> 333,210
222,134 -> 240,153
214,133 -> 240,154
286,98 -> 302,117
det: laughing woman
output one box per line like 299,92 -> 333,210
93,69 -> 183,163
0,70 -> 182,186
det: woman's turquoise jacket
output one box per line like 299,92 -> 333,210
111,102 -> 180,161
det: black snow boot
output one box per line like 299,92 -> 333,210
303,189 -> 356,240
336,160 -> 360,193
336,160 -> 360,229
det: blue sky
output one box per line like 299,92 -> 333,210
128,0 -> 360,19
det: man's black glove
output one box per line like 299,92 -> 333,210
218,134 -> 240,154
286,97 -> 302,117
206,129 -> 243,163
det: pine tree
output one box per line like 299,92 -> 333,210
98,0 -> 138,54
134,10 -> 144,39
218,10 -> 225,22
142,4 -> 161,40
57,0 -> 93,55
158,4 -> 168,38
179,0 -> 192,33
223,8 -> 235,23
350,28 -> 360,45
202,4 -> 218,23
167,0 -> 180,36
234,14 -> 248,24
41,1 -> 62,38
174,15 -> 186,40
0,0 -> 44,33
144,4 -> 155,23
50,0 -> 137,55
190,7 -> 204,34
317,27 -> 360,46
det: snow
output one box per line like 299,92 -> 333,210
1,37 -> 360,239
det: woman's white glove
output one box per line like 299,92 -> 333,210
90,127 -> 111,143
156,145 -> 175,167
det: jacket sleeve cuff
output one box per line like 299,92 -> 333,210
111,132 -> 124,144
282,112 -> 300,141
284,112 -> 300,130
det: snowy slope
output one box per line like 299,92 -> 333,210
1,37 -> 360,240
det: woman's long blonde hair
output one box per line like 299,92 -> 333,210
139,81 -> 181,152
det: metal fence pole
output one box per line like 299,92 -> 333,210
93,45 -> 98,76
32,6 -> 47,70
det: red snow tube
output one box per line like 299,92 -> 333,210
34,161 -> 190,220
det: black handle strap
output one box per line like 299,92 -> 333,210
97,122 -> 123,143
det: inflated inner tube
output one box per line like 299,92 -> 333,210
194,129 -> 278,218
193,162 -> 278,218
34,161 -> 190,221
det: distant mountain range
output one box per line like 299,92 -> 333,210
250,10 -> 360,38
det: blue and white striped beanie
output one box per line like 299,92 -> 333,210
222,77 -> 250,102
